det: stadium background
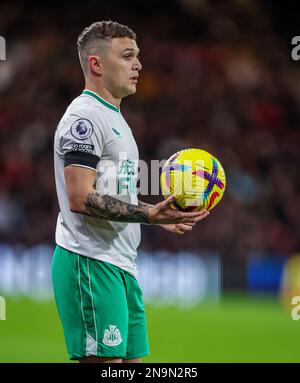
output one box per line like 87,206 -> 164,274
0,0 -> 300,362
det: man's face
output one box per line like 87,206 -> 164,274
100,37 -> 142,98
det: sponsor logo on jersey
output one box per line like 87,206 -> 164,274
70,118 -> 94,140
102,325 -> 122,346
71,142 -> 94,154
118,159 -> 137,195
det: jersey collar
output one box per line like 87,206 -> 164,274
82,90 -> 120,113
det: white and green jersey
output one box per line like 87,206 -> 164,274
54,90 -> 141,277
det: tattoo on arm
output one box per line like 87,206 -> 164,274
138,200 -> 154,209
83,192 -> 151,223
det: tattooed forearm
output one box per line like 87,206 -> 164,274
83,192 -> 151,223
138,200 -> 154,209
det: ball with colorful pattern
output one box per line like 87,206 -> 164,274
160,148 -> 226,211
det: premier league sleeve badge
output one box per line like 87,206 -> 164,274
70,118 -> 94,140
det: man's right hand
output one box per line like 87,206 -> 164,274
148,195 -> 209,225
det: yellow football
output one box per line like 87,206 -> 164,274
160,148 -> 226,211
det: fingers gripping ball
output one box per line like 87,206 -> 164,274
160,148 -> 226,211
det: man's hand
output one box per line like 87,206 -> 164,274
65,166 -> 209,225
159,222 -> 196,235
148,195 -> 209,225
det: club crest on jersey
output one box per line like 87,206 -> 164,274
71,118 -> 94,140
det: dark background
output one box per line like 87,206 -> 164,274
1,0 -> 300,290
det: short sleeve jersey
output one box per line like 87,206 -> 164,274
54,90 -> 141,277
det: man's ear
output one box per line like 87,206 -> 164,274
88,55 -> 102,76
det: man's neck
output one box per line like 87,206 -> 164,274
84,82 -> 121,109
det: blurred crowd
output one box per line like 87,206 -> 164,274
0,0 -> 300,264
